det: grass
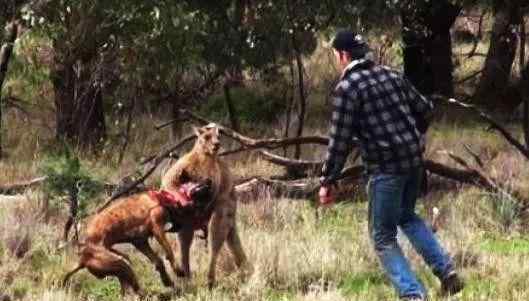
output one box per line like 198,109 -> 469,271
1,170 -> 529,300
1,89 -> 529,300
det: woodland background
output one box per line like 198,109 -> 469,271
1,1 -> 529,300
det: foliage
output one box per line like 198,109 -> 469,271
201,87 -> 287,126
39,148 -> 103,217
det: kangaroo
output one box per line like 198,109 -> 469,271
161,123 -> 248,288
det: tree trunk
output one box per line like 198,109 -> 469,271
285,1 -> 307,161
476,0 -> 522,109
520,18 -> 528,147
51,50 -> 106,149
0,21 -> 18,159
118,97 -> 134,165
51,56 -> 76,143
171,101 -> 182,140
427,3 -> 461,97
283,59 -> 295,157
292,43 -> 306,160
401,0 -> 460,96
523,64 -> 529,147
223,84 -> 240,132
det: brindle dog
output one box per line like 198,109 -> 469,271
62,179 -> 211,297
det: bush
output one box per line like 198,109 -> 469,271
200,87 -> 287,128
39,148 -> 104,218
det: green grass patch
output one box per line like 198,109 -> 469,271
480,237 -> 529,255
339,271 -> 386,296
460,277 -> 497,300
83,279 -> 121,301
265,288 -> 295,301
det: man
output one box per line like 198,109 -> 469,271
319,30 -> 464,300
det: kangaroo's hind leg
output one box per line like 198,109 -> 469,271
226,225 -> 247,268
207,209 -> 232,289
177,226 -> 194,278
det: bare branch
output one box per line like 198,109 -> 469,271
154,118 -> 189,131
437,96 -> 529,160
258,150 -> 322,170
179,109 -> 336,150
463,144 -> 484,168
140,134 -> 195,165
97,134 -> 197,212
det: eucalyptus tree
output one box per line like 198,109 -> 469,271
0,0 -> 27,158
476,0 -> 527,109
27,0 -> 158,150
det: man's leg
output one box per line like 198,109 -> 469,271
399,167 -> 462,294
368,173 -> 426,299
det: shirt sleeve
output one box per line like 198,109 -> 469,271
403,78 -> 434,133
320,81 -> 356,185
404,78 -> 434,117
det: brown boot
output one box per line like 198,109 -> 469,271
441,271 -> 464,296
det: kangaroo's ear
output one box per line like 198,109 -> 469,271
193,126 -> 203,137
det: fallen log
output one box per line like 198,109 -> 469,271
4,108 -> 526,208
234,166 -> 364,201
0,176 -> 47,194
179,109 -> 338,150
254,149 -> 526,204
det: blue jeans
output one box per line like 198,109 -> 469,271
367,167 -> 453,298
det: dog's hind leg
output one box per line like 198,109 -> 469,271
150,207 -> 180,276
133,239 -> 173,287
84,245 -> 143,297
109,246 -> 132,263
62,264 -> 85,286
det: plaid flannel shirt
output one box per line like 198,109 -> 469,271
321,58 -> 433,184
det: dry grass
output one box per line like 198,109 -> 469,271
1,178 -> 529,300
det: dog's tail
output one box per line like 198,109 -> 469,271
62,264 -> 85,287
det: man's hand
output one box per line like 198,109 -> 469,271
318,185 -> 336,206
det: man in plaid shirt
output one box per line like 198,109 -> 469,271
319,30 -> 464,300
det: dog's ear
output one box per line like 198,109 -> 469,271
179,170 -> 191,183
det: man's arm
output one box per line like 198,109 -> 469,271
403,78 -> 434,133
320,82 -> 356,185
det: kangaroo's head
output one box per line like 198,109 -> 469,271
193,123 -> 221,156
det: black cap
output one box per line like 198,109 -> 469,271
331,30 -> 369,59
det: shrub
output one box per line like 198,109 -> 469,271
200,87 -> 287,128
39,148 -> 104,218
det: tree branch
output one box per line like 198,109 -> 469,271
437,96 -> 529,160
179,109 -> 335,150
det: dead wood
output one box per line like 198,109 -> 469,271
4,107 -> 526,207
438,96 -> 529,160
0,176 -> 48,194
96,135 -> 196,212
179,109 -> 332,149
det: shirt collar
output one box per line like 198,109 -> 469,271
343,58 -> 369,73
